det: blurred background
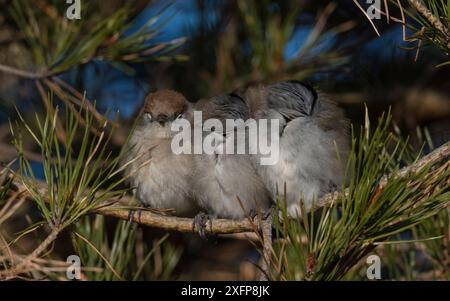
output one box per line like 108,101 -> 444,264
0,0 -> 449,280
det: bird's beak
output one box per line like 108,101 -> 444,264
156,114 -> 169,125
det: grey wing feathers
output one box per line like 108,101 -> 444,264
266,81 -> 318,119
197,93 -> 249,121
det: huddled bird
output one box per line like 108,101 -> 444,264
125,81 -> 349,234
124,90 -> 198,217
241,81 -> 349,216
192,93 -> 272,223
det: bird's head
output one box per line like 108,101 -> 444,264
143,90 -> 188,127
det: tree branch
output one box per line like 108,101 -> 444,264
2,141 -> 449,235
313,140 -> 450,208
100,207 -> 255,234
407,0 -> 450,49
259,208 -> 275,281
0,63 -> 55,79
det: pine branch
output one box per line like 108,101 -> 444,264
2,141 -> 449,235
315,140 -> 450,209
407,0 -> 450,49
0,63 -> 55,79
0,225 -> 62,279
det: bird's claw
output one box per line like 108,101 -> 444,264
192,212 -> 211,239
128,209 -> 136,223
249,207 -> 273,222
327,181 -> 338,193
249,208 -> 258,220
261,207 -> 274,220
128,205 -> 146,223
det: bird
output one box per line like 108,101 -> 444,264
241,81 -> 349,217
191,93 -> 272,231
123,89 -> 198,217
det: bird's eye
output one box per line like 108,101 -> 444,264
145,113 -> 152,122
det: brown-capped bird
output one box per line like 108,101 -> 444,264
123,90 -> 198,216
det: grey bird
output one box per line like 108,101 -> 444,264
192,93 -> 272,223
124,90 -> 198,216
242,81 -> 349,217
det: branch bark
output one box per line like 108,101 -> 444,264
313,140 -> 450,208
0,226 -> 62,279
100,207 -> 255,234
0,63 -> 55,79
259,208 -> 275,281
407,0 -> 450,49
2,142 -> 449,235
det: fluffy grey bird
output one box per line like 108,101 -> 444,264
242,81 -> 349,217
192,93 -> 272,222
124,90 -> 198,216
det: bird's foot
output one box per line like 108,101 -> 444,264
249,207 -> 274,221
327,182 -> 338,193
192,212 -> 212,239
261,207 -> 274,220
128,204 -> 149,224
128,209 -> 136,223
249,208 -> 258,220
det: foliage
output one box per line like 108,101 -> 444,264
173,0 -> 358,97
0,0 -> 448,281
1,98 -> 181,280
72,216 -> 182,280
400,0 -> 449,57
10,97 -> 130,230
269,110 -> 449,280
367,0 -> 450,65
0,0 -> 187,280
9,0 -> 186,74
